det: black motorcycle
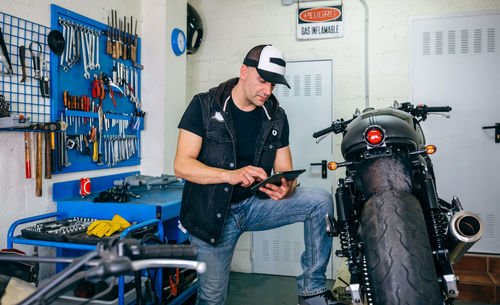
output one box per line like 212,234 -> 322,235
314,102 -> 484,305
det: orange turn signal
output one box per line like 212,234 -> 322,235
328,162 -> 338,170
425,145 -> 437,154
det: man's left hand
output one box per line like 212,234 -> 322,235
259,178 -> 296,201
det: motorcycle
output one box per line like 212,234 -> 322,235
314,102 -> 484,305
0,239 -> 204,304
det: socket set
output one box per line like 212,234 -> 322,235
21,217 -> 96,242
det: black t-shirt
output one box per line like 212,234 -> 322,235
178,97 -> 289,202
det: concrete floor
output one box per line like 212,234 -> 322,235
225,272 -> 498,305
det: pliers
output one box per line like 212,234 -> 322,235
102,73 -> 122,107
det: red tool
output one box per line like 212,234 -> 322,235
24,131 -> 31,178
169,268 -> 180,296
82,95 -> 89,125
36,132 -> 42,197
98,73 -> 105,106
107,84 -> 117,107
92,77 -> 98,98
102,73 -> 117,107
126,82 -> 134,95
92,75 -> 102,99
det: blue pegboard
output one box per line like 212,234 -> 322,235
50,5 -> 143,174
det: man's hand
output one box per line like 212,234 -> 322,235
259,177 -> 296,201
222,165 -> 268,187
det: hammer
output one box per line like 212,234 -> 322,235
45,132 -> 51,179
36,132 -> 42,197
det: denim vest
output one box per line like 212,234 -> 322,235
179,78 -> 287,245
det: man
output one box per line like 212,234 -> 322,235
174,44 -> 336,305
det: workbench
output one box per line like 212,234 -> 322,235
7,172 -> 196,305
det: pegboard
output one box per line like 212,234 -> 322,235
50,5 -> 143,174
0,11 -> 51,124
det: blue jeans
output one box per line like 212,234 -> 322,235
190,186 -> 334,305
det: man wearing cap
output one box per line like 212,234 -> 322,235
174,45 -> 336,305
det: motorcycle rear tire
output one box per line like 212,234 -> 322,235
360,190 -> 442,305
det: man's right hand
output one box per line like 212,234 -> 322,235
222,165 -> 268,187
175,130 -> 268,186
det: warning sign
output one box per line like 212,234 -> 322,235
297,6 -> 343,40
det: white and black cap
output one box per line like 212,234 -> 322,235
243,44 -> 290,89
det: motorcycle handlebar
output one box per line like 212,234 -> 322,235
312,103 -> 451,139
426,106 -> 452,112
139,244 -> 197,260
18,241 -> 201,305
313,125 -> 334,138
313,118 -> 354,138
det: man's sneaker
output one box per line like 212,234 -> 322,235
298,290 -> 340,305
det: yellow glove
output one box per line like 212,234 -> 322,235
86,215 -> 131,237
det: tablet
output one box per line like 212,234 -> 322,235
250,169 -> 306,192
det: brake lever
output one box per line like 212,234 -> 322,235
315,133 -> 331,144
428,112 -> 451,118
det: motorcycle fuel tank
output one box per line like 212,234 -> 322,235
341,108 -> 426,158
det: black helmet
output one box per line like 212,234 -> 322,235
187,3 -> 203,54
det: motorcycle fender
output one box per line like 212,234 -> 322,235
341,112 -> 422,158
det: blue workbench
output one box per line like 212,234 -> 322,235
7,172 -> 195,305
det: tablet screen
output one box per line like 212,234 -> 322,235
250,169 -> 305,192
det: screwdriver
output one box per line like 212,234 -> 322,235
107,16 -> 112,55
63,91 -> 69,110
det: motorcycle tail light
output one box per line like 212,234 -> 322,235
365,127 -> 384,146
425,145 -> 437,154
328,162 -> 338,170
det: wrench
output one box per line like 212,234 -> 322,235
81,28 -> 90,79
84,30 -> 93,70
66,22 -> 74,68
134,68 -> 140,108
62,20 -> 71,70
95,30 -> 101,70
90,29 -> 96,69
69,22 -> 77,66
124,67 -> 129,97
75,25 -> 81,63
59,18 -> 68,71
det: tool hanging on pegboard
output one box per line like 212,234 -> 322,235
0,11 -> 52,125
0,27 -> 13,76
58,18 -> 101,79
482,123 -> 500,143
0,95 -> 9,117
107,10 -> 139,65
50,5 -> 142,174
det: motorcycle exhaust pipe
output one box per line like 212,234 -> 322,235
447,210 -> 484,264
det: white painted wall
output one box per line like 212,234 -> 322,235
141,0 -> 187,176
185,0 -> 500,272
164,1 -> 187,175
0,0 -> 187,272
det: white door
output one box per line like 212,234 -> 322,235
410,12 -> 500,253
252,59 -> 337,278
